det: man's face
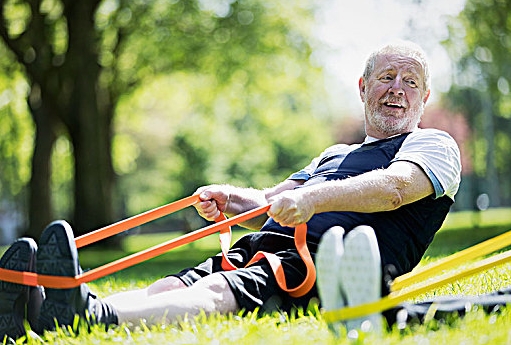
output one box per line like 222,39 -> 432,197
359,53 -> 430,139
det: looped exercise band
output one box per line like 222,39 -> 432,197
0,194 -> 315,297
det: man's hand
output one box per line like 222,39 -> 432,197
268,189 -> 314,228
194,185 -> 230,221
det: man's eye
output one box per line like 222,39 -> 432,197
380,75 -> 393,81
406,79 -> 418,87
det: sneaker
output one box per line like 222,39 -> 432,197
36,220 -> 118,333
339,226 -> 383,334
316,225 -> 383,336
0,238 -> 41,340
316,226 -> 346,334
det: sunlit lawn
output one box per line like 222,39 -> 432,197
2,208 -> 511,344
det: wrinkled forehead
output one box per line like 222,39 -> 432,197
372,53 -> 426,78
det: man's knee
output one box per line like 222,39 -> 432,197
191,272 -> 229,290
190,273 -> 240,312
147,276 -> 187,295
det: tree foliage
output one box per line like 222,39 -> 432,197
0,0 -> 333,237
443,0 -> 511,207
112,1 -> 333,217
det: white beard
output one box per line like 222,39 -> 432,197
365,101 -> 424,136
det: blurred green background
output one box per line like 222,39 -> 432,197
0,0 -> 510,245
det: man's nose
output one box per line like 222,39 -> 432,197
389,78 -> 405,96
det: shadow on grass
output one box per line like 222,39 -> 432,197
78,246 -> 220,283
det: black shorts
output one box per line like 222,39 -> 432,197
172,231 -> 319,313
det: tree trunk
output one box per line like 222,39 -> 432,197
69,98 -> 114,235
1,0 -> 115,239
63,0 -> 115,236
26,86 -> 58,239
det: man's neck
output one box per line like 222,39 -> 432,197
364,130 -> 417,144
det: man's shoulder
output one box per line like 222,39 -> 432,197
406,128 -> 458,145
398,128 -> 460,159
410,127 -> 452,138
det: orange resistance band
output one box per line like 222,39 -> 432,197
0,195 -> 315,298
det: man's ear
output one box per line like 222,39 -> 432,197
358,77 -> 365,102
423,89 -> 431,104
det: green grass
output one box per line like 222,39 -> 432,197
425,207 -> 511,257
2,208 -> 511,344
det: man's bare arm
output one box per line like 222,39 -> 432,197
195,179 -> 303,230
268,161 -> 434,227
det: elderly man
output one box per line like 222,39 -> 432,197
0,41 -> 461,340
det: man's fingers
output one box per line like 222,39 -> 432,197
199,190 -> 212,201
269,203 -> 296,227
193,185 -> 229,221
193,199 -> 219,221
268,195 -> 312,227
268,202 -> 282,218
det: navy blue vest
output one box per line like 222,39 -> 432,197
262,133 -> 453,276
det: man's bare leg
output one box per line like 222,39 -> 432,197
147,276 -> 187,295
103,273 -> 239,326
35,221 -> 239,331
98,276 -> 186,310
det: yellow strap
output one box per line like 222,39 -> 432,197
392,229 -> 511,291
323,248 -> 511,322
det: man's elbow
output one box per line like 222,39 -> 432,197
388,190 -> 405,210
385,171 -> 416,210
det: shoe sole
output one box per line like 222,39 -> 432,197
339,226 -> 382,333
316,226 -> 345,333
0,238 -> 37,339
36,221 -> 80,331
316,226 -> 346,310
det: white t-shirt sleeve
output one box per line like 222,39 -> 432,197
392,128 -> 462,200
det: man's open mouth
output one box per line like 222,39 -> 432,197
384,102 -> 405,108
